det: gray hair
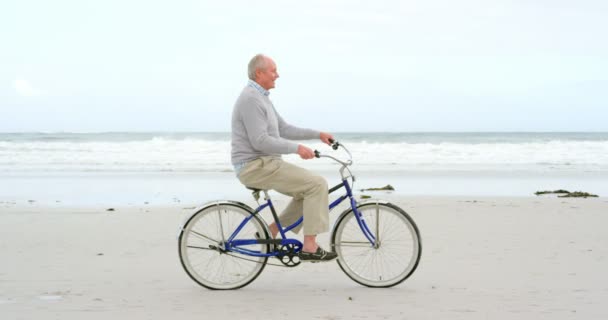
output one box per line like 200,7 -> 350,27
248,54 -> 268,80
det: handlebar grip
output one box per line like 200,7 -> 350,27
325,138 -> 340,150
314,150 -> 321,158
331,140 -> 340,150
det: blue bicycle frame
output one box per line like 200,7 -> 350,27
225,177 -> 377,257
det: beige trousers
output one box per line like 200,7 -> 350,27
237,156 -> 329,235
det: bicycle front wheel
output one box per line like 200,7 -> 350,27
331,202 -> 422,287
178,203 -> 269,290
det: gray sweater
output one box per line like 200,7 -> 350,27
231,85 -> 320,165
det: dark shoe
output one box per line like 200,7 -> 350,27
298,247 -> 337,262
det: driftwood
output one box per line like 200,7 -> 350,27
558,191 -> 598,198
535,190 -> 598,198
360,184 -> 395,192
535,189 -> 570,195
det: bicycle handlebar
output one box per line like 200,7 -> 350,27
329,138 -> 340,150
314,139 -> 353,167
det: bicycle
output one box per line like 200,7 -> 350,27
177,140 -> 422,290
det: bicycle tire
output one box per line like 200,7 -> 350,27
331,201 -> 422,288
178,202 -> 270,290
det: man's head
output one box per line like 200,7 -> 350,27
248,54 -> 279,90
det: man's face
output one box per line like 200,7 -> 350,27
256,58 -> 279,90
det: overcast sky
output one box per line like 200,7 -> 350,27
1,0 -> 607,132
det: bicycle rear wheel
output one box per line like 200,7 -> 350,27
331,202 -> 421,287
178,203 -> 269,290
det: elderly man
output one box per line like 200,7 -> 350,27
231,54 -> 337,261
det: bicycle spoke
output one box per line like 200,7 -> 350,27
186,245 -> 215,251
335,241 -> 372,247
189,229 -> 220,244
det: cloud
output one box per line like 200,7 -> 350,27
14,79 -> 42,96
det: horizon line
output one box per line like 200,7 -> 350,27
1,130 -> 608,134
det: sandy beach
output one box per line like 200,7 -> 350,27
1,194 -> 607,320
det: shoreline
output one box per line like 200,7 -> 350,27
1,170 -> 606,207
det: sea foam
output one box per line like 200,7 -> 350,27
1,133 -> 607,173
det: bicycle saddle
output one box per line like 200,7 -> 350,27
246,186 -> 266,201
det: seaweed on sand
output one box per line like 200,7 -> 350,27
535,190 -> 598,198
535,189 -> 571,195
360,184 -> 395,192
558,191 -> 598,198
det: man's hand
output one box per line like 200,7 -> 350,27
297,144 -> 315,160
320,132 -> 334,145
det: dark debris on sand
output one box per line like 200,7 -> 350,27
360,184 -> 395,192
535,190 -> 598,198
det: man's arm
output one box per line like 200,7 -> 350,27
240,98 -> 299,154
274,106 -> 335,147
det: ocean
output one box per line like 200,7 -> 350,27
1,132 -> 607,205
2,132 -> 608,173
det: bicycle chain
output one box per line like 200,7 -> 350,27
217,246 -> 301,268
